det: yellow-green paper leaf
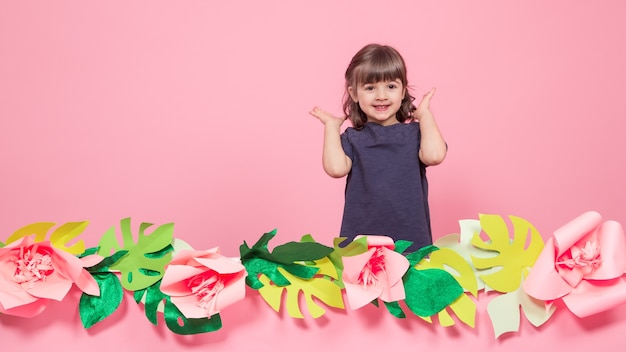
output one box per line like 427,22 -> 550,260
471,214 -> 544,293
258,257 -> 344,318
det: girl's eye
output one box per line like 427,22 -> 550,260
364,86 -> 375,91
388,84 -> 397,89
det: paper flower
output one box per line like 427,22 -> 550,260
160,247 -> 246,318
523,211 -> 626,317
342,235 -> 410,310
0,236 -> 102,318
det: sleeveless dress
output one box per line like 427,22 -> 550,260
339,121 -> 432,251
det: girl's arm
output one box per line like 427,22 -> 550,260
309,107 -> 352,178
416,88 -> 447,166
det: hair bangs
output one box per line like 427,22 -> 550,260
354,50 -> 406,86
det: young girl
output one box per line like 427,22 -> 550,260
310,43 -> 447,252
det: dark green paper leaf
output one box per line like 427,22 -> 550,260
405,245 -> 439,267
164,298 -> 222,334
383,301 -> 406,318
271,241 -> 334,264
79,273 -> 123,329
393,240 -> 413,254
403,268 -> 464,317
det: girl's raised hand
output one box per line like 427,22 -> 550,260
309,107 -> 347,127
415,88 -> 436,120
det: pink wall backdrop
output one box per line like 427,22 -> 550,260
2,0 -> 626,351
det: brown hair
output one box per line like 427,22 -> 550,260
342,44 -> 416,130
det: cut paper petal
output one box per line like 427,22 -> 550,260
160,247 -> 246,318
342,236 -> 409,310
562,278 -> 626,318
0,236 -> 102,317
523,238 -> 572,300
524,211 -> 626,317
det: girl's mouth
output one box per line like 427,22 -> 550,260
374,105 -> 389,111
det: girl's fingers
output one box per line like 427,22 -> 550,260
419,88 -> 436,107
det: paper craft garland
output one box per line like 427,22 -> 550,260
1,211 -> 625,339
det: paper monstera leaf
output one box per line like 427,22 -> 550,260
471,214 -> 544,292
416,246 -> 478,327
258,256 -> 344,318
4,221 -> 89,255
487,285 -> 556,338
96,218 -> 174,291
469,214 -> 549,337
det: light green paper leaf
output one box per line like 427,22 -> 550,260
97,218 -> 174,291
487,286 -> 556,339
471,214 -> 544,293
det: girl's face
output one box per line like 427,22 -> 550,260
349,79 -> 405,126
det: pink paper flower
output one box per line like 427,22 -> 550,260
342,235 -> 410,310
523,211 -> 626,317
160,247 -> 246,318
0,236 -> 102,318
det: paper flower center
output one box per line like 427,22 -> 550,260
358,247 -> 386,287
557,240 -> 602,274
13,244 -> 54,284
188,271 -> 225,311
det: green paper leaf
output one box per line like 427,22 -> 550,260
79,272 -> 124,329
134,288 -> 147,303
78,246 -> 100,258
240,229 -> 277,260
164,298 -> 222,334
143,281 -> 166,325
244,258 -> 291,289
416,247 -> 479,328
135,280 -> 222,334
403,268 -> 464,317
405,245 -> 438,266
383,301 -> 406,318
240,230 -> 332,289
393,240 -> 413,254
96,218 -> 174,291
271,241 -> 334,264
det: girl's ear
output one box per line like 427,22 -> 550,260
348,86 -> 358,102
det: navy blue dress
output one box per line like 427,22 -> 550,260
340,121 -> 432,251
